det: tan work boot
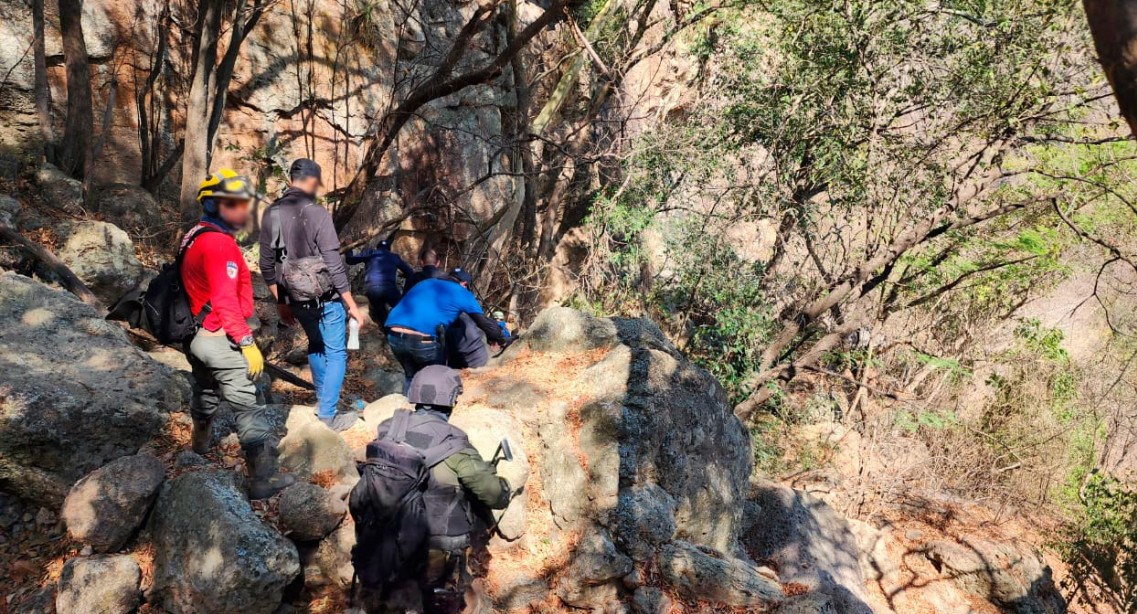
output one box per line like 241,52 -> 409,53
191,415 -> 214,455
243,441 -> 297,500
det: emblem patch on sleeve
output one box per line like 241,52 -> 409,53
226,261 -> 239,279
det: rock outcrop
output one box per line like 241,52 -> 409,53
61,453 -> 166,552
55,554 -> 141,614
148,470 -> 300,614
53,221 -> 147,305
0,273 -> 187,504
469,308 -> 759,610
745,480 -> 874,613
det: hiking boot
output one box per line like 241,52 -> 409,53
191,414 -> 214,455
243,441 -> 297,500
320,410 -> 361,433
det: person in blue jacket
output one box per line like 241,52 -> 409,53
346,240 -> 415,326
385,268 -> 509,393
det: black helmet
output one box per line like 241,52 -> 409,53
407,365 -> 463,407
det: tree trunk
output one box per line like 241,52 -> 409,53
1084,0 -> 1137,137
32,0 -> 55,164
57,0 -> 93,179
180,0 -> 224,223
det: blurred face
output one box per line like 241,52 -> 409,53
291,175 -> 320,195
218,198 -> 252,228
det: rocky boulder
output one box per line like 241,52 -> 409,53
923,538 -> 1066,614
314,522 -> 356,588
0,194 -> 21,227
450,405 -> 529,540
744,481 -> 874,614
279,417 -> 360,487
35,164 -> 83,213
278,482 -> 346,541
56,554 -> 141,614
0,273 -> 187,504
520,306 -> 620,353
656,540 -> 783,606
149,470 -> 300,614
61,453 -> 166,552
92,184 -> 165,233
54,221 -> 147,305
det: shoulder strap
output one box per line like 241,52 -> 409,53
383,409 -> 413,444
176,225 -> 223,321
176,225 -> 222,266
270,206 -> 286,262
422,436 -> 469,468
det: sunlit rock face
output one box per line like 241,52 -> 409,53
0,272 -> 187,505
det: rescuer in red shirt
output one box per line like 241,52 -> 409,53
181,169 -> 296,500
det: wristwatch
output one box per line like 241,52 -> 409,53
237,334 -> 255,348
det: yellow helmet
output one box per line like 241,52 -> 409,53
196,169 -> 255,203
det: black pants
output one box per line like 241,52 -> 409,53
366,285 -> 402,327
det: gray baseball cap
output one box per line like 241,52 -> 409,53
407,365 -> 464,407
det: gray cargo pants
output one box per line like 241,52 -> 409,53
187,331 -> 273,446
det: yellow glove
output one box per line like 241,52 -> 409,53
241,344 -> 264,379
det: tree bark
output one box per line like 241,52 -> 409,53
333,0 -> 576,231
1084,0 -> 1137,138
58,0 -> 93,179
179,0 -> 268,223
32,0 -> 55,164
179,0 -> 224,223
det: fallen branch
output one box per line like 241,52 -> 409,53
0,224 -> 104,311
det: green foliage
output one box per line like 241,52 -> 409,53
1056,474 -> 1137,613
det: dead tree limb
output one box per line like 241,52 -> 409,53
0,225 -> 105,311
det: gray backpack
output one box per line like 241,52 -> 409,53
270,204 -> 333,302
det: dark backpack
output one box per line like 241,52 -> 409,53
349,410 -> 468,589
141,225 -> 220,345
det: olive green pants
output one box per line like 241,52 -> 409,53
187,331 -> 273,447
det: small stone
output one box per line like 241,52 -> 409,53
175,450 -> 207,468
35,507 -> 56,528
80,545 -> 93,556
906,529 -> 925,542
622,570 -> 644,590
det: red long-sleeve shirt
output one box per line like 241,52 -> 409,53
180,222 -> 254,342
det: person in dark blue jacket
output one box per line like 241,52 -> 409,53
385,269 -> 508,393
404,247 -> 446,293
346,240 -> 415,325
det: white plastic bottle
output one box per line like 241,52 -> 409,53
347,318 -> 360,350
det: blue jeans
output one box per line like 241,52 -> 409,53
295,300 -> 347,419
387,333 -> 444,395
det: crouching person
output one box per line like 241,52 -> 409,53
182,169 -> 297,500
351,366 -> 512,614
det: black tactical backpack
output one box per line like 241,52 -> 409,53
349,410 -> 467,589
142,225 -> 219,345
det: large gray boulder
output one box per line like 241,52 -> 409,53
54,221 -> 147,305
61,453 -> 166,552
149,470 -> 300,614
744,481 -> 874,614
521,306 -> 620,353
0,194 -> 21,227
279,418 -> 359,487
657,540 -> 783,607
0,273 -> 187,504
92,184 -> 164,233
35,164 -> 83,213
278,482 -> 346,541
450,405 -> 529,540
923,538 -> 1066,614
56,554 -> 141,614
